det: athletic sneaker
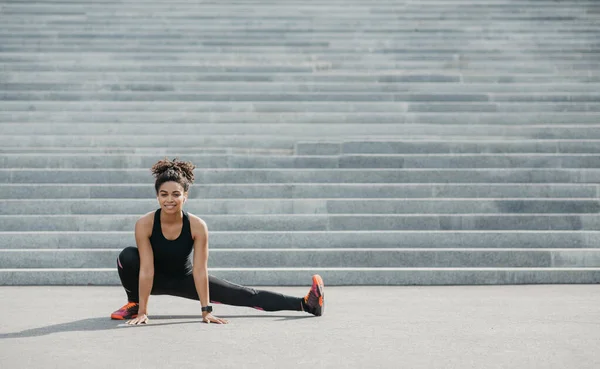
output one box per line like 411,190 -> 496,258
110,302 -> 139,320
303,274 -> 324,316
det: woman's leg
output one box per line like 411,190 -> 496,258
112,246 -> 200,319
208,274 -> 324,315
115,246 -> 192,302
210,275 -> 305,312
170,274 -> 305,312
114,247 -> 324,316
116,246 -> 140,302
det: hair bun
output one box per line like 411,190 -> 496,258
151,157 -> 196,184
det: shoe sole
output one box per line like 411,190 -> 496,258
312,274 -> 324,316
110,313 -> 138,320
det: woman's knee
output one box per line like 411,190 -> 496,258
117,246 -> 140,270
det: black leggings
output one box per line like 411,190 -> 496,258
117,247 -> 303,312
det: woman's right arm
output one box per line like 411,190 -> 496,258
135,216 -> 154,318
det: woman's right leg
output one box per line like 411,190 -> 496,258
111,247 -> 142,319
112,246 -> 185,319
115,246 -> 182,302
116,246 -> 140,303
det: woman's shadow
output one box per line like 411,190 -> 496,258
0,314 -> 312,339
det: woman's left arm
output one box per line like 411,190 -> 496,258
191,216 -> 229,324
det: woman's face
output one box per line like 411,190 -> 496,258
157,181 -> 187,214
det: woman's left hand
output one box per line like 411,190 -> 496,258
127,313 -> 149,325
202,312 -> 229,324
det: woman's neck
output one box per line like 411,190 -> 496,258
160,209 -> 183,224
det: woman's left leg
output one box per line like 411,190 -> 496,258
209,275 -> 303,312
168,274 -> 323,315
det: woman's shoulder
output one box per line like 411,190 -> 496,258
186,212 -> 208,232
131,211 -> 156,239
135,211 -> 157,232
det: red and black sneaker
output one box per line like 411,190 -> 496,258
110,302 -> 139,320
303,274 -> 324,316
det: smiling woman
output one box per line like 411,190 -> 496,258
111,158 -> 324,325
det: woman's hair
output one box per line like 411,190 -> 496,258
151,158 -> 196,193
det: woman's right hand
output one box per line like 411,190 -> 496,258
127,313 -> 149,325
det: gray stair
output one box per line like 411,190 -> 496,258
1,0 -> 599,286
3,168 -> 600,184
1,183 -> 597,199
4,153 -> 600,169
2,231 -> 599,249
2,199 -> 600,215
296,140 -> 600,155
3,249 -> 600,268
4,213 -> 600,231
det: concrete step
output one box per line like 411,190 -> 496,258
2,248 -> 599,269
2,199 -> 599,215
1,54 -> 597,66
0,136 -> 597,151
2,168 -> 600,184
1,1 -> 594,7
1,3 -> 592,10
1,183 -> 594,199
2,267 -> 599,286
4,153 -> 600,169
1,19 -> 597,28
295,140 -> 600,155
2,230 -> 598,249
1,17 -> 596,25
4,82 -> 600,94
1,36 -> 598,44
0,20 -> 596,30
2,37 -> 596,46
3,140 -> 599,154
0,2 -> 590,7
10,13 -> 589,18
5,29 -> 594,36
4,91 -> 600,104
15,37 -> 591,44
0,5 -> 593,11
3,124 -> 600,139
11,44 -> 590,52
4,17 -> 590,23
4,45 -> 600,57
4,9 -> 590,16
0,46 -> 600,54
0,154 -> 334,169
0,135 -> 298,150
0,147 -> 292,155
1,71 -> 598,84
3,111 -> 600,125
0,1 -> 594,4
339,154 -> 600,169
2,63 -> 595,74
2,214 -> 600,232
9,20 -> 594,26
1,32 -> 595,40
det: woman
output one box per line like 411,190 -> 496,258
111,158 -> 324,325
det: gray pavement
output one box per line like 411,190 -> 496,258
1,285 -> 599,369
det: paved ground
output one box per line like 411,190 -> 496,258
0,285 -> 599,369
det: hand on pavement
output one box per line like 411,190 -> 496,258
127,314 -> 149,325
203,313 -> 229,324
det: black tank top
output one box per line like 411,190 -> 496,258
149,209 -> 194,276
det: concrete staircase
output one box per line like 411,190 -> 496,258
1,0 -> 600,285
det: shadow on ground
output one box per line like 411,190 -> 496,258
0,314 -> 313,339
